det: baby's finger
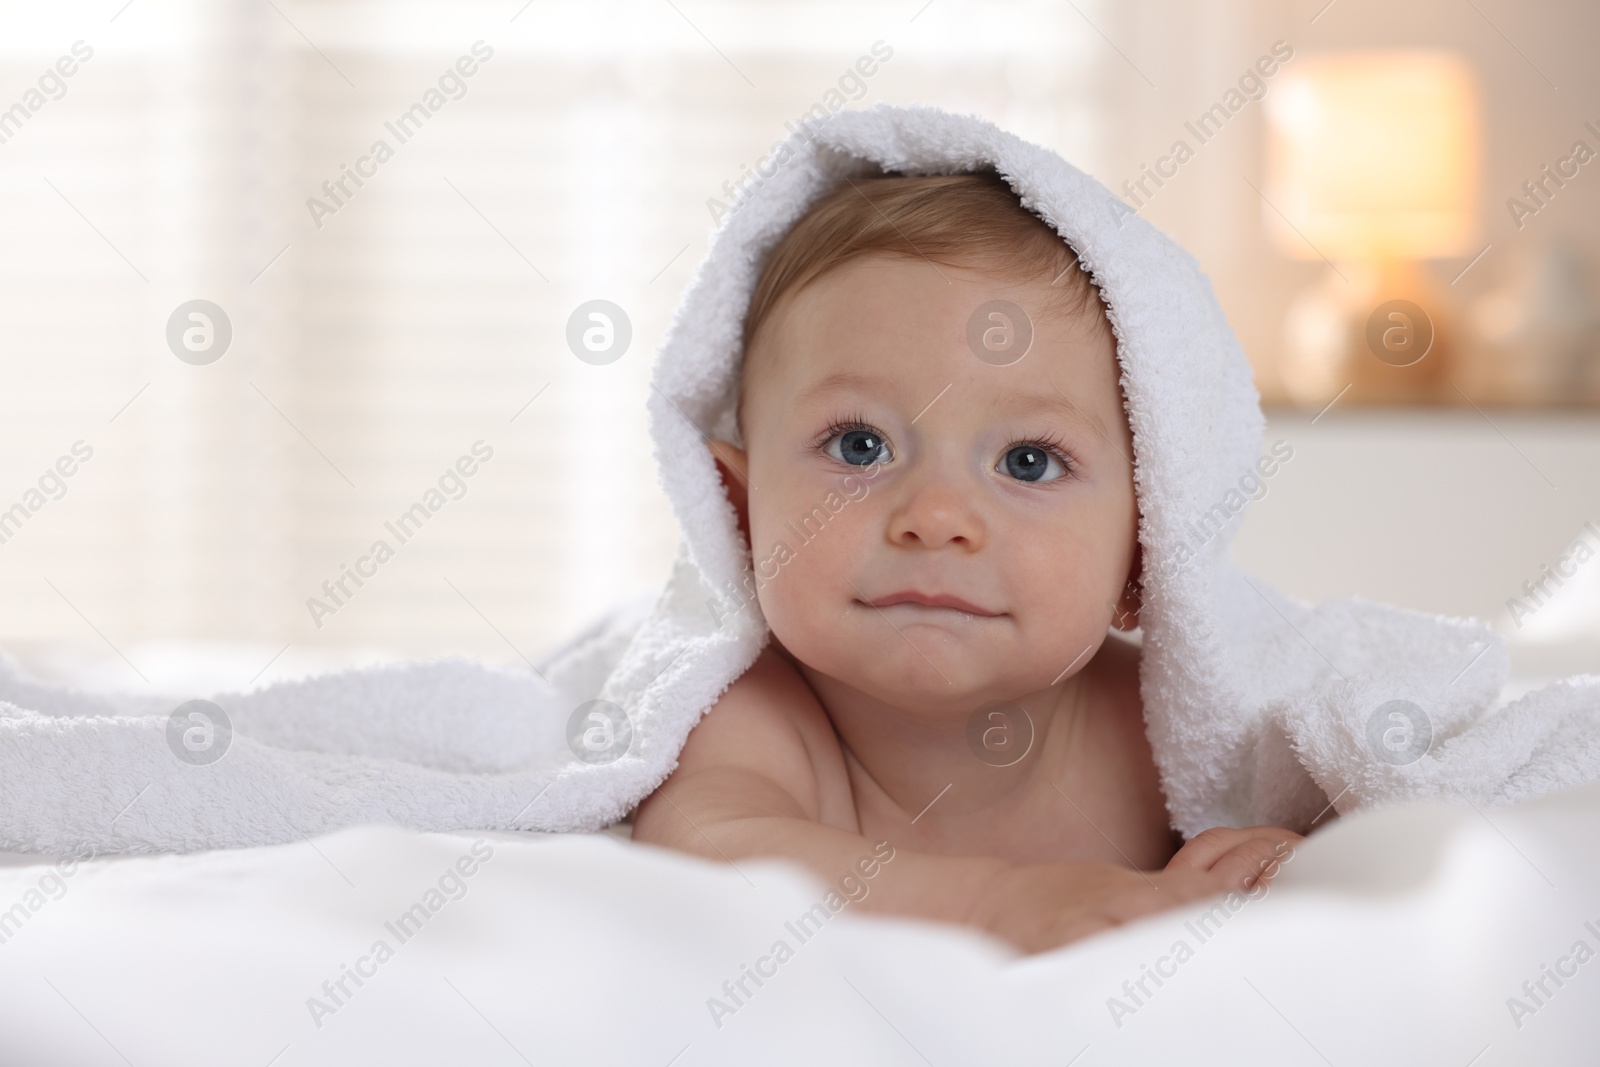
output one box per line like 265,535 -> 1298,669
1157,864 -> 1235,901
1099,866 -> 1226,926
1207,835 -> 1299,893
1164,826 -> 1252,873
1167,826 -> 1302,876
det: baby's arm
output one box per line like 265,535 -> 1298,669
633,647 -> 1004,928
632,649 -> 1296,954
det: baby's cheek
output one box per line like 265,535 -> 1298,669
751,512 -> 866,657
1006,540 -> 1114,634
754,531 -> 844,628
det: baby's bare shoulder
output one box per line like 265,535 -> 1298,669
708,645 -> 842,769
635,644 -> 851,835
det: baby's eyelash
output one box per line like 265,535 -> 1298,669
810,413 -> 881,452
810,417 -> 1080,476
1003,433 -> 1079,475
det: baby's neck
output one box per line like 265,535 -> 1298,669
799,658 -> 1085,814
788,635 -> 1178,868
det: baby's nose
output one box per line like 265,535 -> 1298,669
885,478 -> 987,551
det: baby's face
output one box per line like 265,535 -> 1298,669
718,253 -> 1138,713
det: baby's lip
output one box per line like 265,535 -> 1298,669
864,591 -> 1002,617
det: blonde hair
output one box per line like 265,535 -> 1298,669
742,170 -> 1104,367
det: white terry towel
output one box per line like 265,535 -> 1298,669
1,104 -> 1596,854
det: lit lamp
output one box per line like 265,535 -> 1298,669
1265,51 -> 1481,404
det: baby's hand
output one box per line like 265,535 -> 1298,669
968,860 -> 1242,955
1164,825 -> 1303,891
970,826 -> 1303,955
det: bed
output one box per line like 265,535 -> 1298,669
0,780 -> 1595,1065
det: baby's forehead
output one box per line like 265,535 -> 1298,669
743,254 -> 1121,406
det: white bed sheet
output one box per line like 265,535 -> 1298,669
0,782 -> 1595,1066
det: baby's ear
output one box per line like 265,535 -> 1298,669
1112,542 -> 1143,632
709,440 -> 751,545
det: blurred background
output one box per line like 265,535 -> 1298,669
0,0 -> 1596,693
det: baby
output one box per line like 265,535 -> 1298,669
633,171 -> 1303,954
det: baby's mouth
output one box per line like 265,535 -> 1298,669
862,591 -> 1003,618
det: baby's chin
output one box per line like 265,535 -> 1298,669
771,612 -> 1071,714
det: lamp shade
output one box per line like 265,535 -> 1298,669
1266,50 -> 1480,261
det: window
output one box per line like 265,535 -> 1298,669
0,0 -> 1104,688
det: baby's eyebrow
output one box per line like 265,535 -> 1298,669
793,370 -> 898,405
795,369 -> 1117,445
1000,390 -> 1114,443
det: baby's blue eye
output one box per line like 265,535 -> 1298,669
826,428 -> 891,466
1000,444 -> 1066,483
